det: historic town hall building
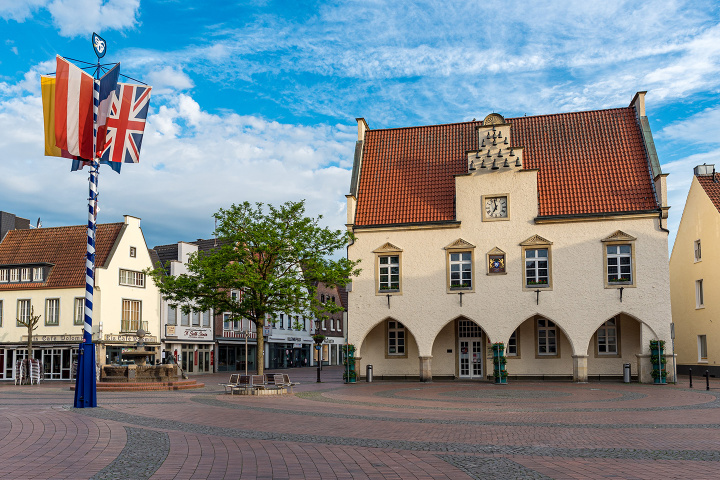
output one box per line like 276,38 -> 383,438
346,92 -> 672,383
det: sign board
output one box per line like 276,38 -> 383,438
263,325 -> 272,336
105,334 -> 158,343
670,322 -> 675,340
293,343 -> 302,349
166,325 -> 176,336
22,335 -> 83,343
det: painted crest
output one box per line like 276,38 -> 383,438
92,32 -> 107,58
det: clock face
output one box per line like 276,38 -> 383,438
484,196 -> 508,218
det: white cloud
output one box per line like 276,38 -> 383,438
0,73 -> 356,248
145,66 -> 194,96
48,0 -> 140,36
0,0 -> 48,21
659,107 -> 720,144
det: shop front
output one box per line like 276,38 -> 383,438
267,336 -> 312,369
2,335 -> 83,380
163,325 -> 214,374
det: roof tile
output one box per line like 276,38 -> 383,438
355,107 -> 659,226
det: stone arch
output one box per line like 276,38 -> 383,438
505,312 -> 578,355
355,315 -> 419,359
429,315 -> 494,380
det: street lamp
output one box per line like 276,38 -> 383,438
312,318 -> 325,383
241,328 -> 251,376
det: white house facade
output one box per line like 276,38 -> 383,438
0,215 -> 161,380
346,93 -> 673,383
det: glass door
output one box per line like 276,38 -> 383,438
458,320 -> 483,379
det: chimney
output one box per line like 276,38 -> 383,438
694,164 -> 715,176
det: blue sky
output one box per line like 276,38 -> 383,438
1,0 -> 719,253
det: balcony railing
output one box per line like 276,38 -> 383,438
121,320 -> 149,333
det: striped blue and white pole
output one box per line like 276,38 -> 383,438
73,79 -> 100,408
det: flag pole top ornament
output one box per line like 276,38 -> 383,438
92,32 -> 106,59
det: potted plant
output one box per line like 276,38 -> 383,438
492,343 -> 508,384
312,333 -> 326,344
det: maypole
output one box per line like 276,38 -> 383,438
53,33 -> 152,408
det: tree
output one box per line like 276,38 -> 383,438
16,303 -> 42,384
147,200 -> 360,376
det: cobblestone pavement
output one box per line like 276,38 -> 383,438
1,368 -> 720,479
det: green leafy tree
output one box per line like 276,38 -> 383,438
147,200 -> 360,375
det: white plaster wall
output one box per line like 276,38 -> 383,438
348,166 -> 672,378
95,216 -> 161,339
0,287 -> 85,343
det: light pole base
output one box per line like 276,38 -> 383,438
73,342 -> 97,408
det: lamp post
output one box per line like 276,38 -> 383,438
242,328 -> 250,376
312,319 -> 325,383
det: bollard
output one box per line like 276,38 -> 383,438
366,364 -> 373,382
706,370 -> 710,391
689,368 -> 692,388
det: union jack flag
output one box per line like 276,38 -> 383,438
99,83 -> 152,163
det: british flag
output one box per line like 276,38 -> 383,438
99,83 -> 152,163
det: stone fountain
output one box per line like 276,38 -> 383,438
101,327 -> 178,383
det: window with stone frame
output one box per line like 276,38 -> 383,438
597,317 -> 618,355
45,298 -> 60,325
537,318 -> 557,356
606,245 -> 632,284
696,279 -> 704,309
387,320 -> 406,356
379,255 -> 400,291
449,252 -> 472,289
17,299 -> 30,326
74,298 -> 85,325
525,249 -> 549,287
698,335 -> 708,362
202,310 -> 211,327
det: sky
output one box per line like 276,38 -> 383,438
1,0 -> 719,254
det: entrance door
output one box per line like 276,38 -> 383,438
458,320 -> 483,379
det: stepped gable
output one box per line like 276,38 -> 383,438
354,106 -> 659,226
0,223 -> 123,290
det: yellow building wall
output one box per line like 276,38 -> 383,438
670,177 -> 720,370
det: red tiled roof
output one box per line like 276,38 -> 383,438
354,107 -> 659,226
697,175 -> 720,214
0,223 -> 123,290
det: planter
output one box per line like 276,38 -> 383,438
492,343 -> 508,385
342,344 -> 356,384
650,340 -> 667,385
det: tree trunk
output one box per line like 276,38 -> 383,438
255,320 -> 264,377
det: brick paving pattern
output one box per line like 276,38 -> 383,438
1,367 -> 720,479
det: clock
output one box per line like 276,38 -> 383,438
484,196 -> 508,218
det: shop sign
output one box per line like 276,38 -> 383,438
105,334 -> 158,343
287,337 -> 302,342
21,334 -> 83,342
293,343 -> 302,349
263,325 -> 272,336
166,325 -> 176,336
174,328 -> 211,340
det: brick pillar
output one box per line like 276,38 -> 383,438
572,354 -> 588,383
419,356 -> 432,382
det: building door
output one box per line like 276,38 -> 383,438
458,320 -> 483,379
